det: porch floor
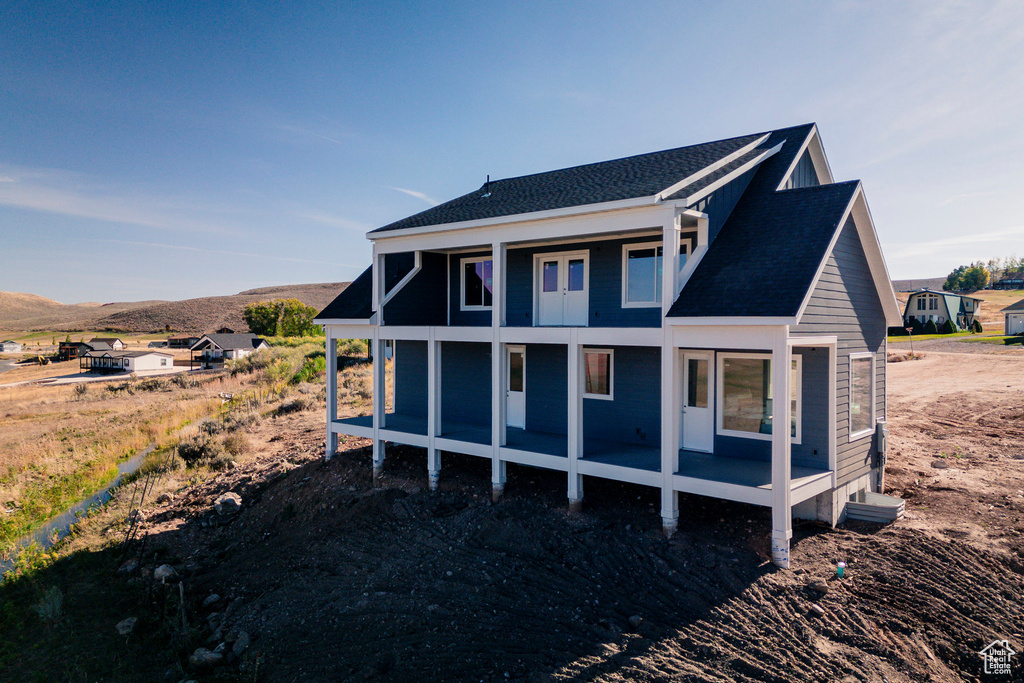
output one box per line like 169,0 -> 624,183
676,449 -> 830,488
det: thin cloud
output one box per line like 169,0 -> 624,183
90,238 -> 361,268
297,210 -> 371,232
885,225 -> 1024,260
387,186 -> 439,206
280,123 -> 350,147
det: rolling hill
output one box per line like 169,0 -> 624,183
0,283 -> 349,333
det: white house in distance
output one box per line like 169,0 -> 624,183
80,350 -> 174,374
316,122 -> 902,568
89,337 -> 125,350
189,333 -> 269,369
0,340 -> 22,353
1002,299 -> 1024,335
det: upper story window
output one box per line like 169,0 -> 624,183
622,242 -> 663,308
461,256 -> 493,310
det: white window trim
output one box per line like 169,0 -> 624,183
715,352 -> 802,444
582,348 -> 614,401
460,255 -> 493,311
621,241 -> 663,309
848,352 -> 875,440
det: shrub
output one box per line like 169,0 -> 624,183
171,373 -> 200,389
910,318 -> 924,335
224,409 -> 262,432
276,396 -> 312,416
292,355 -> 326,384
923,319 -> 939,335
207,453 -> 236,471
972,319 -> 983,333
137,377 -> 166,392
176,435 -> 223,466
222,432 -> 250,458
198,418 -> 224,436
940,319 -> 955,334
887,326 -> 909,337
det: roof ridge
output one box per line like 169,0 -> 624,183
478,131 -> 771,186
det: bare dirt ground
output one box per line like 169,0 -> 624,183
3,349 -> 1023,682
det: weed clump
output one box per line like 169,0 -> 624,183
276,396 -> 313,416
176,435 -> 223,467
222,432 -> 250,458
198,418 -> 224,436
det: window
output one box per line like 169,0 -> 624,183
622,243 -> 663,307
929,295 -> 938,310
717,353 -> 801,442
583,349 -> 613,400
461,257 -> 493,310
160,358 -> 167,366
917,297 -> 926,311
850,353 -> 874,438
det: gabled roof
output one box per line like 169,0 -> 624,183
1001,299 -> 1024,312
190,334 -> 268,351
89,337 -> 123,345
316,266 -> 374,321
668,181 -> 861,318
908,288 -> 983,302
369,132 -> 776,234
84,350 -> 172,358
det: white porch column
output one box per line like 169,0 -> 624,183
567,329 -> 583,511
771,326 -> 793,567
660,326 -> 680,535
490,241 -> 507,502
427,328 -> 440,490
325,327 -> 338,460
372,330 -> 386,486
663,212 -> 682,317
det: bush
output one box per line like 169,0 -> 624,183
888,326 -> 909,337
137,377 -> 166,392
223,409 -> 262,432
910,318 -> 924,335
171,373 -> 200,389
276,396 -> 313,416
972,319 -> 983,333
940,319 -> 955,334
222,432 -> 250,458
923,319 -> 939,335
198,418 -> 224,436
176,435 -> 223,466
292,354 -> 326,384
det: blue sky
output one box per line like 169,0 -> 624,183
2,1 -> 1022,303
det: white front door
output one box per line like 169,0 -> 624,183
681,350 -> 714,452
506,346 -> 526,429
536,252 -> 588,326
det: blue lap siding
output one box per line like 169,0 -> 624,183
582,346 -> 660,445
382,251 -> 447,326
524,344 -> 567,435
793,217 -> 886,486
440,342 -> 491,427
448,251 -> 493,326
506,239 -> 664,328
393,340 -> 427,418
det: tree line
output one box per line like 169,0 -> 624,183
943,256 -> 1024,292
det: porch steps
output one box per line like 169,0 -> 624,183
846,492 -> 905,523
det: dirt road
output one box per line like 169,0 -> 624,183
3,348 -> 1023,682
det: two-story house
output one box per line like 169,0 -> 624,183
316,123 -> 901,568
902,288 -> 982,331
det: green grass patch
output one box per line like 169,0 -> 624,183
959,334 -> 1024,346
887,331 -> 978,343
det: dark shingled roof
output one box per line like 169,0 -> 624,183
191,333 -> 268,351
316,266 -> 374,320
668,181 -> 860,318
1001,299 -> 1024,312
370,133 -> 767,233
664,148 -> 767,200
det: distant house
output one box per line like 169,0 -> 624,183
89,337 -> 125,350
167,334 -> 200,349
0,340 -> 22,353
902,289 -> 981,330
993,271 -> 1024,290
58,340 -> 111,361
214,326 -> 236,334
80,350 -> 174,374
1002,299 -> 1024,335
189,333 -> 269,369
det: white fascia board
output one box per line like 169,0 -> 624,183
437,326 -> 493,342
321,324 -> 375,339
315,318 -> 374,326
666,316 -> 798,326
498,326 -> 571,344
670,324 -> 789,351
671,474 -> 773,507
681,142 -> 783,207
788,334 -> 837,347
367,195 -> 662,243
776,125 -> 834,191
654,133 -> 771,202
372,203 -> 684,255
575,326 -> 661,347
376,326 -> 429,341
